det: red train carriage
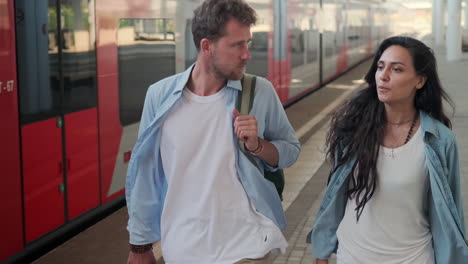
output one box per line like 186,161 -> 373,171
1,0 -> 23,260
1,0 -> 402,262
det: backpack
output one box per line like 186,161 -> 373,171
236,74 -> 285,201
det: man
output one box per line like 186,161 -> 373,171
126,0 -> 300,263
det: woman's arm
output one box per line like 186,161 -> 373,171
446,136 -> 465,234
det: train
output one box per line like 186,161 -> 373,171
0,0 -> 410,262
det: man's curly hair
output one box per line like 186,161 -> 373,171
192,0 -> 257,50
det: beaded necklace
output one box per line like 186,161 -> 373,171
389,114 -> 418,159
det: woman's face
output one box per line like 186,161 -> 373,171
375,45 -> 426,106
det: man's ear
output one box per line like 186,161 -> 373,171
200,38 -> 212,56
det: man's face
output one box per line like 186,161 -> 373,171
210,18 -> 252,80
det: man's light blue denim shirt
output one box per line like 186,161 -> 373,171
311,111 -> 468,263
126,65 -> 301,245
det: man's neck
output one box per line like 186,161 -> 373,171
187,63 -> 226,96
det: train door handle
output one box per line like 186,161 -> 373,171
59,183 -> 65,194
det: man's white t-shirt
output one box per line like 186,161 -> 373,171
336,127 -> 434,264
160,88 -> 287,264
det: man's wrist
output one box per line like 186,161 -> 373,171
129,243 -> 153,254
246,138 -> 261,152
249,138 -> 264,156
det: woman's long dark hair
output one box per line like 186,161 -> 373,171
326,36 -> 454,221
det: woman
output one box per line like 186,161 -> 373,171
310,36 -> 468,263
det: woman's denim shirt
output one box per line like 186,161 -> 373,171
311,111 -> 468,263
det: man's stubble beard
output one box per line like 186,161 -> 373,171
211,55 -> 247,81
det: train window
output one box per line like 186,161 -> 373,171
246,22 -> 271,77
185,19 -> 197,69
16,0 -> 96,125
290,28 -> 305,68
61,0 -> 97,115
16,0 -> 61,124
117,18 -> 176,126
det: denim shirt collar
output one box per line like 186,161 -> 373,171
420,110 -> 440,139
175,64 -> 243,95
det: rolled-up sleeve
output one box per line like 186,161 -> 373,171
254,78 -> 301,170
127,162 -> 165,245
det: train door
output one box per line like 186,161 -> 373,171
322,0 -> 346,78
344,2 -> 368,66
270,0 -> 288,102
244,1 -> 274,84
271,0 -> 321,104
15,0 -> 99,243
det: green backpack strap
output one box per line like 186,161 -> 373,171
239,74 -> 256,115
237,74 -> 284,201
237,74 -> 261,172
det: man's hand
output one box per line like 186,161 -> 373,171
127,251 -> 157,264
233,109 -> 259,151
316,259 -> 328,264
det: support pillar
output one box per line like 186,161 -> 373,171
432,0 -> 438,40
447,0 -> 462,61
434,0 -> 445,46
464,0 -> 468,29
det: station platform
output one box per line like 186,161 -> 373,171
33,35 -> 468,264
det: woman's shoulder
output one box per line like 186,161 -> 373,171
420,111 -> 456,145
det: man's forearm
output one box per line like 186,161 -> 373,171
249,138 -> 279,167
